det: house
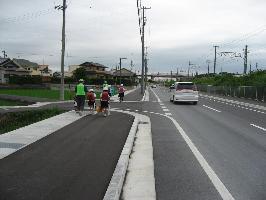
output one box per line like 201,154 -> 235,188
37,65 -> 53,77
111,68 -> 137,81
65,65 -> 80,77
0,58 -> 30,84
13,59 -> 52,77
79,62 -> 113,79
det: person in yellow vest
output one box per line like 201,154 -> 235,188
75,79 -> 87,115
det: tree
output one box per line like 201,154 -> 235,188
73,67 -> 86,81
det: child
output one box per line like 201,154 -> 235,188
87,89 -> 96,114
100,87 -> 110,117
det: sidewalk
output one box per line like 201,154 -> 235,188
0,111 -> 134,200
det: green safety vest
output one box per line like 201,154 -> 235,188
76,83 -> 85,95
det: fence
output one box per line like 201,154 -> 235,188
197,85 -> 265,102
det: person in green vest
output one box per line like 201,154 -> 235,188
75,79 -> 88,115
103,80 -> 108,89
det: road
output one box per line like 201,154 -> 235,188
0,86 -> 265,200
113,86 -> 266,200
150,87 -> 266,200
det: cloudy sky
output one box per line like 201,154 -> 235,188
1,0 -> 266,75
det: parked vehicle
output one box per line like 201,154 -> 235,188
170,82 -> 198,104
151,84 -> 157,88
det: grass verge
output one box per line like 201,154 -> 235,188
0,89 -> 103,100
0,99 -> 28,106
0,108 -> 65,135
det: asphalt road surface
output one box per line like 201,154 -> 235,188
0,112 -> 133,200
151,86 -> 266,200
1,86 -> 265,200
113,86 -> 266,200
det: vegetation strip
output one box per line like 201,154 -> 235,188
0,108 -> 65,135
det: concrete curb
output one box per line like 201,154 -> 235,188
103,112 -> 139,200
141,88 -> 149,102
103,110 -> 156,200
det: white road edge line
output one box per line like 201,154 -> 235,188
152,88 -> 234,200
203,105 -> 222,113
166,115 -> 235,200
150,88 -> 162,102
250,124 -> 266,132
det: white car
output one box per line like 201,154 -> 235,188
151,85 -> 157,88
170,82 -> 199,105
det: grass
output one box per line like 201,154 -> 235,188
0,108 -> 65,134
0,88 -> 114,100
0,99 -> 27,106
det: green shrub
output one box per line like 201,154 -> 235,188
0,108 -> 65,134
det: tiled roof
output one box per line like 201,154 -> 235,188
80,62 -> 108,68
0,58 -> 10,65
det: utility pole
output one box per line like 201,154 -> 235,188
256,62 -> 258,71
2,51 -> 7,58
119,57 -> 127,85
243,45 -> 249,74
206,60 -> 211,74
144,46 -> 148,90
141,6 -> 151,95
55,0 -> 67,101
213,45 -> 219,74
176,67 -> 179,81
130,60 -> 133,84
249,62 -> 252,74
170,70 -> 173,81
188,61 -> 194,77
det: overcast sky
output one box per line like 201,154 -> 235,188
1,0 -> 266,74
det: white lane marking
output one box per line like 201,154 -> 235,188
150,88 -> 162,102
250,124 -> 266,132
166,115 -> 235,200
143,111 -> 148,113
135,110 -> 139,112
161,106 -> 167,109
151,89 -> 235,199
200,94 -> 266,111
149,111 -> 155,114
163,109 -> 170,112
126,108 -> 131,111
165,113 -> 172,116
203,105 -> 222,113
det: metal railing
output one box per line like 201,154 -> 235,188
197,85 -> 265,102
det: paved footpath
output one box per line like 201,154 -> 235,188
0,111 -> 133,200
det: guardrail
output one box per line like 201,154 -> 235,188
197,85 -> 265,102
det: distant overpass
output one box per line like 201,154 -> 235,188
136,72 -> 191,80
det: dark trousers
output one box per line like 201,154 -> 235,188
76,95 -> 85,111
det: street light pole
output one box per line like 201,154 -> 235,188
119,57 -> 127,85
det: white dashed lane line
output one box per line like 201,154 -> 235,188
250,124 -> 266,132
203,105 -> 222,113
200,95 -> 265,114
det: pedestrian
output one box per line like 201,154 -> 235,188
100,87 -> 110,117
87,88 -> 96,114
103,80 -> 108,89
75,79 -> 87,116
108,85 -> 112,97
118,83 -> 125,102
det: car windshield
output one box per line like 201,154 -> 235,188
177,83 -> 194,90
